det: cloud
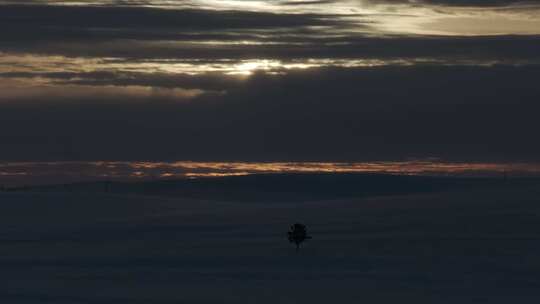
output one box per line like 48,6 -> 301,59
1,46 -> 539,98
0,65 -> 539,162
0,1 -> 539,163
0,78 -> 208,102
0,4 -> 357,41
362,0 -> 540,6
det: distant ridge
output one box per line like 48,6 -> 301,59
19,172 -> 534,202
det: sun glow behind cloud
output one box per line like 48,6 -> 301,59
2,53 -> 534,102
1,0 -> 540,95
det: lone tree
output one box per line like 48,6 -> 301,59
288,223 -> 312,251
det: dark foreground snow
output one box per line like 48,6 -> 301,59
1,182 -> 540,303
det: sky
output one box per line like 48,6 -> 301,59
1,0 -> 540,162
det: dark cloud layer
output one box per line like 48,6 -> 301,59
0,4 -> 354,42
1,65 -> 539,162
0,3 -> 538,62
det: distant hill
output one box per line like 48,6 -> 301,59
19,173 -> 535,202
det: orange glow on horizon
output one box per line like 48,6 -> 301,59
1,160 -> 540,187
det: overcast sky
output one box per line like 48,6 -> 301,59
1,0 -> 539,162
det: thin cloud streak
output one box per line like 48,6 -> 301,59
1,160 -> 539,186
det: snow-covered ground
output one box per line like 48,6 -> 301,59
1,182 -> 539,303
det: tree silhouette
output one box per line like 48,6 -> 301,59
288,223 -> 312,251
